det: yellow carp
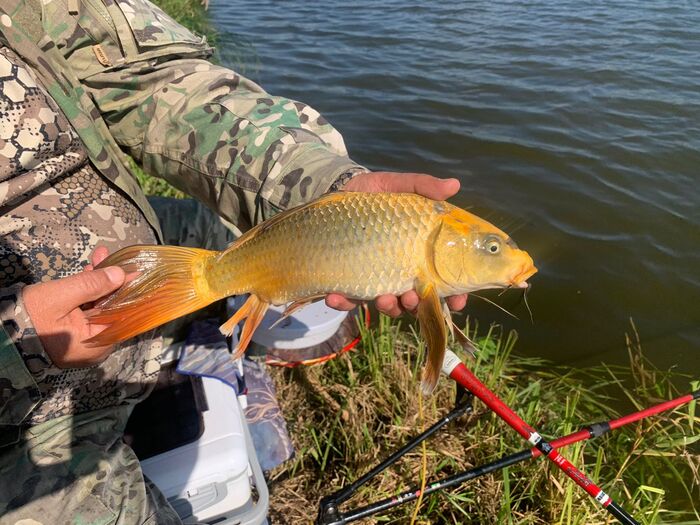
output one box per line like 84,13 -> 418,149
87,192 -> 536,393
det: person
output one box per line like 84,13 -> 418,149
0,0 -> 466,522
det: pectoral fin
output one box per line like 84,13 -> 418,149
416,280 -> 448,395
268,294 -> 325,329
220,294 -> 269,359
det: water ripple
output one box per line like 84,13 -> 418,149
210,0 -> 700,381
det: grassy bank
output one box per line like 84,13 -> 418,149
267,316 -> 699,524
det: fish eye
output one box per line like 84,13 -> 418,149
484,236 -> 501,254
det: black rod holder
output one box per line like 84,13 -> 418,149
315,387 -> 473,525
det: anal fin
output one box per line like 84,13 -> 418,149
416,279 -> 448,395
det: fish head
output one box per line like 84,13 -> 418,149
431,208 -> 537,294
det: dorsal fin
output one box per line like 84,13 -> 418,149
222,192 -> 347,255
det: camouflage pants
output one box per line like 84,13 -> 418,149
0,198 -> 236,525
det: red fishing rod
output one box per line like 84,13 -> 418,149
442,350 -> 640,525
534,387 -> 699,458
316,383 -> 698,524
316,360 -> 697,524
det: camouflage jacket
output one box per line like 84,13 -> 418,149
0,0 -> 364,438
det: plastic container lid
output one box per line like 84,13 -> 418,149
140,377 -> 251,518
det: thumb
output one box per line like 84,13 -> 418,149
52,266 -> 125,312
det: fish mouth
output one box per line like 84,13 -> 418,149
510,265 -> 538,289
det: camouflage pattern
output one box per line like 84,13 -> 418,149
46,0 -> 362,226
0,197 -> 237,524
0,281 -> 163,427
0,325 -> 40,429
115,0 -> 207,47
2,0 -> 364,235
0,45 -> 162,433
86,58 -> 363,230
0,0 -> 364,421
0,0 -> 364,521
0,407 -> 181,525
0,0 -> 165,239
0,47 -> 85,208
0,46 -> 158,287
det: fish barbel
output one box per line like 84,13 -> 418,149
87,192 -> 537,393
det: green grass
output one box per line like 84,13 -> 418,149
267,316 -> 700,524
153,0 -> 217,45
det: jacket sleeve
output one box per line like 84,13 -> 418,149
0,285 -> 42,427
49,0 -> 366,231
90,59 -> 365,229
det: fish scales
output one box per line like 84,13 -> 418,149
208,193 -> 442,303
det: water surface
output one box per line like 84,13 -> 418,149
209,1 -> 700,378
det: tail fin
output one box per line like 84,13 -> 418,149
85,245 -> 220,346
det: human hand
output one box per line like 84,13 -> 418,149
325,171 -> 468,317
22,247 -> 126,368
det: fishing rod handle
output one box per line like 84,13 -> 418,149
441,350 -> 641,525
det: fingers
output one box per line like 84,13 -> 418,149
446,294 -> 468,311
341,172 -> 461,201
326,290 -> 467,318
326,292 -> 408,318
325,293 -> 359,311
84,247 -> 110,272
394,173 -> 460,201
375,294 -> 403,317
399,290 -> 420,312
22,260 -> 124,369
379,291 -> 464,317
46,266 -> 126,313
327,292 -> 410,317
91,246 -> 110,267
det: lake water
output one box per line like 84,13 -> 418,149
209,1 -> 699,379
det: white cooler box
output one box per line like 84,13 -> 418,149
137,297 -> 346,524
139,373 -> 268,525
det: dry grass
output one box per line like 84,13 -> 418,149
265,314 -> 699,524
